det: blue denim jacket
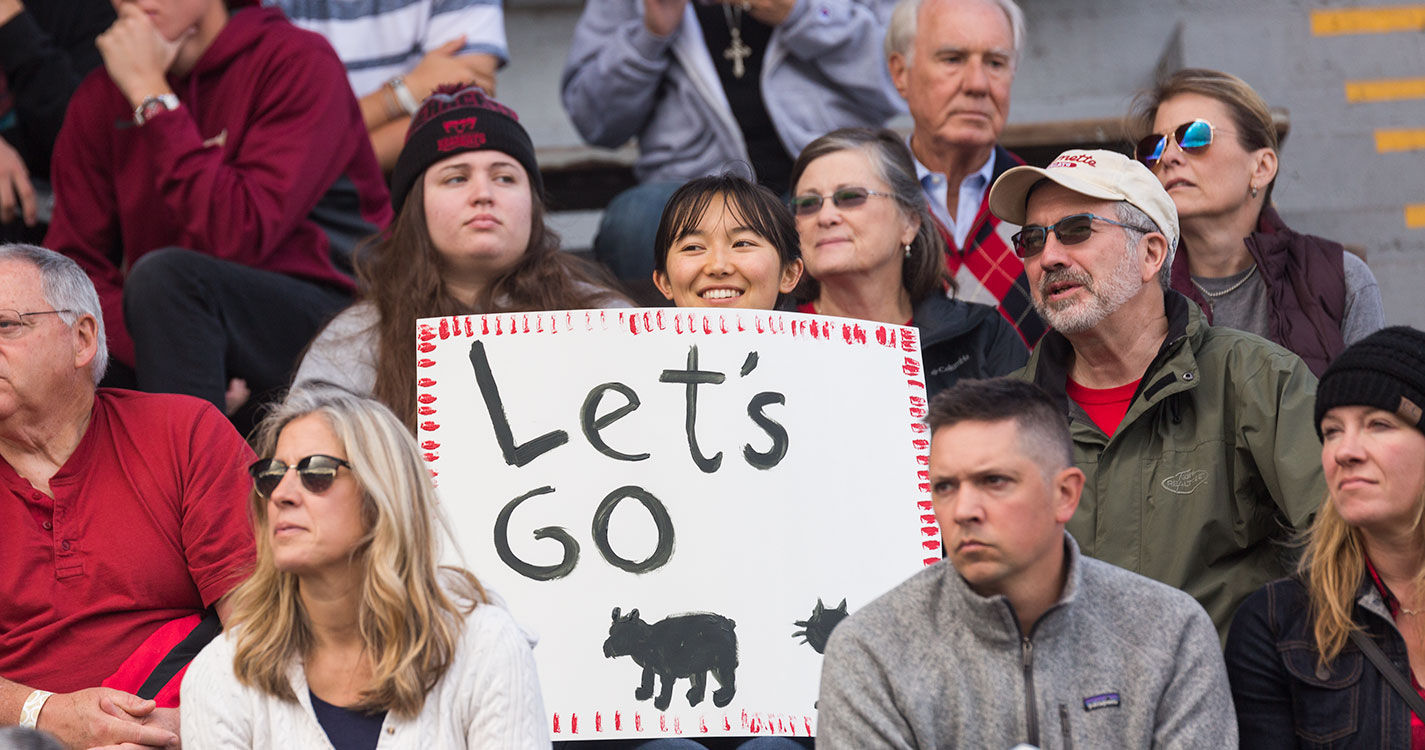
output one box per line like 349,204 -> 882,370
1225,576 -> 1413,748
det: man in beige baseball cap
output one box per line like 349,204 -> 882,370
987,147 -> 1324,639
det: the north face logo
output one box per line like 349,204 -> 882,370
1161,469 -> 1208,495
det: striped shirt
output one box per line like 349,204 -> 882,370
265,0 -> 507,96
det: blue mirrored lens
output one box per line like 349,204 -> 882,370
1146,137 -> 1166,163
1179,120 -> 1213,150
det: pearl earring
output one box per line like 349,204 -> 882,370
903,243 -> 912,258
1250,185 -> 1259,198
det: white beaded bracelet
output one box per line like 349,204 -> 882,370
19,689 -> 53,729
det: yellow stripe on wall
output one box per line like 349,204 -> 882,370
1311,6 -> 1425,35
1375,129 -> 1425,152
1346,77 -> 1425,102
1407,204 -> 1425,229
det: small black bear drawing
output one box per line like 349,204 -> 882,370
792,598 -> 849,654
603,607 -> 737,711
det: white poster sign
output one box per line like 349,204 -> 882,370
417,308 -> 938,741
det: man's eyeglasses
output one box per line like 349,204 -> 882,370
789,187 -> 896,217
0,309 -> 73,339
1134,119 -> 1217,169
1011,213 -> 1152,258
249,455 -> 351,498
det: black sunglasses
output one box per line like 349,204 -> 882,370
788,187 -> 895,217
1134,119 -> 1216,169
1011,213 -> 1152,259
248,455 -> 351,498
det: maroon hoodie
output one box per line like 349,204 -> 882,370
45,7 -> 392,367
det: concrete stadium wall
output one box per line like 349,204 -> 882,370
504,0 -> 1425,326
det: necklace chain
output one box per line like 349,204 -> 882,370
721,3 -> 752,79
1190,263 -> 1258,299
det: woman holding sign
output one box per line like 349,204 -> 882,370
296,83 -> 629,429
181,383 -> 549,747
789,128 -> 1026,397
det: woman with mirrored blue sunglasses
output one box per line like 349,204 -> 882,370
1131,68 -> 1384,377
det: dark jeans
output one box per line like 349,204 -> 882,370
123,248 -> 351,433
593,180 -> 683,286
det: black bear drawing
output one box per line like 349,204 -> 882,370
603,607 -> 738,711
792,598 -> 849,654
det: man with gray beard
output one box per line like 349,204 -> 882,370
986,149 -> 1323,638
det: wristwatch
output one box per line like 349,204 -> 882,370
133,93 -> 180,126
387,76 -> 421,116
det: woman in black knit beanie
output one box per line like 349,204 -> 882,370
1225,325 -> 1425,748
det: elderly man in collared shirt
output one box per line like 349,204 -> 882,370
886,0 -> 1045,346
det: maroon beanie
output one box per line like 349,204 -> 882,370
389,83 -> 542,215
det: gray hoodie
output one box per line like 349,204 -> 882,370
560,0 -> 904,184
818,534 -> 1236,749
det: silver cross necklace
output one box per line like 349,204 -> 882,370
722,3 -> 752,79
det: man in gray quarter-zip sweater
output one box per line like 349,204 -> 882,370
817,378 -> 1235,749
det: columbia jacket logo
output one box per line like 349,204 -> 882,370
1161,469 -> 1209,495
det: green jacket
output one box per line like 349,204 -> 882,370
1016,292 -> 1324,637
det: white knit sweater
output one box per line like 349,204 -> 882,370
180,604 -> 550,748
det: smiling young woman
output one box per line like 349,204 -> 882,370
651,174 -> 803,312
294,84 -> 630,429
1225,327 -> 1425,748
1131,69 -> 1384,376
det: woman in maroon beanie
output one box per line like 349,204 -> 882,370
295,83 -> 629,429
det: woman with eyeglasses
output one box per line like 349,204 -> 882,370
1224,326 -> 1425,748
1131,68 -> 1384,377
651,174 -> 803,311
295,83 -> 629,430
789,128 -> 1026,398
180,383 -> 549,748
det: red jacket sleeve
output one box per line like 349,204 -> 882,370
43,73 -> 133,366
135,42 -> 365,268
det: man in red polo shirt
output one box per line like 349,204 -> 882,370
0,244 -> 254,747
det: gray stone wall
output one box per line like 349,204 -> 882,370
504,0 -> 1425,326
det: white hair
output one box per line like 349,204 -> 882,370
0,244 -> 108,385
886,0 -> 1027,66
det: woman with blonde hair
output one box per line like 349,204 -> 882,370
1225,326 -> 1425,748
1132,68 -> 1384,376
180,383 -> 548,748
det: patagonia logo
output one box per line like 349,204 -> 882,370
1161,469 -> 1208,495
437,132 -> 487,152
1083,693 -> 1120,712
